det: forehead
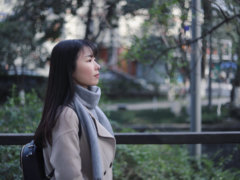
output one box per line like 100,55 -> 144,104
79,46 -> 93,56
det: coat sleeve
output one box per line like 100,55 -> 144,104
50,107 -> 84,180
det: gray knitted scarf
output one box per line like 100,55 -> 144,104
72,84 -> 114,180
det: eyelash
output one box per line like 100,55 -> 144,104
87,57 -> 96,62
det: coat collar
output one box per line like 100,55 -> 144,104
85,106 -> 115,139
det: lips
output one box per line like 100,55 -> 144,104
94,74 -> 99,78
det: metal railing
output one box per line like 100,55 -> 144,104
0,131 -> 240,145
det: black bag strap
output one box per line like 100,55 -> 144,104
46,169 -> 54,179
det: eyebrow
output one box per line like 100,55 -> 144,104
84,54 -> 94,58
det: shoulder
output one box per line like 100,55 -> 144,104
58,106 -> 77,120
53,106 -> 79,135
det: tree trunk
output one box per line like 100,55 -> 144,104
201,0 -> 212,79
231,26 -> 240,107
85,0 -> 94,40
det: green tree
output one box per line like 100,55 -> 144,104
0,0 -> 84,74
0,0 -> 122,74
123,0 -> 240,95
0,0 -> 123,95
124,0 -> 191,83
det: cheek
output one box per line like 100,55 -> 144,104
79,65 -> 92,77
73,64 -> 92,82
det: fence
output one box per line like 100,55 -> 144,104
0,131 -> 240,145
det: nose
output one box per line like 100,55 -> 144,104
95,61 -> 101,70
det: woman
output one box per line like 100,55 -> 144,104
34,39 -> 116,180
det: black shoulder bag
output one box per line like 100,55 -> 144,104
20,140 -> 54,180
20,106 -> 82,180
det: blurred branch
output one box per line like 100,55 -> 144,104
209,0 -> 228,19
148,13 -> 240,69
85,0 -> 94,40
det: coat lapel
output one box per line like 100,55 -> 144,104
93,118 -> 115,138
85,107 -> 115,139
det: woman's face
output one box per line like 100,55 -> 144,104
72,46 -> 100,88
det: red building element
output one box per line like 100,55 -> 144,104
98,46 -> 137,76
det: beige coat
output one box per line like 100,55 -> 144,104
43,106 -> 116,180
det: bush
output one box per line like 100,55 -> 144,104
108,109 -> 186,125
107,105 -> 231,126
1,87 -> 239,179
201,105 -> 229,124
0,86 -> 42,133
0,86 -> 43,179
113,145 -> 240,180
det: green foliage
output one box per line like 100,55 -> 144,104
0,146 -> 22,180
108,108 -> 182,125
0,20 -> 34,68
0,86 -> 43,133
124,0 -> 240,85
0,86 -> 43,179
122,0 -> 154,15
201,105 -> 229,124
107,104 -> 230,126
127,34 -> 171,64
124,0 -> 190,81
113,145 -> 240,180
148,0 -> 178,25
0,0 -> 85,74
0,86 -> 239,179
99,71 -> 148,96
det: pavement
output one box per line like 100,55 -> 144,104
102,97 -> 230,111
101,97 -> 240,132
127,118 -> 240,132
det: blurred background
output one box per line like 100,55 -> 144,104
0,0 -> 240,179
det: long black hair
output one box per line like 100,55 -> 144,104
34,39 -> 97,147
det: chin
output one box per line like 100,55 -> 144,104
93,80 -> 99,85
89,82 -> 99,86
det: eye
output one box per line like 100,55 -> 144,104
87,57 -> 95,62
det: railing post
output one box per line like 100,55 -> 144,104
190,0 -> 202,159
